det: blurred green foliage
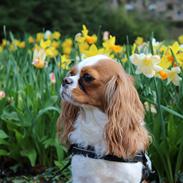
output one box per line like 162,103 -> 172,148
0,0 -> 168,42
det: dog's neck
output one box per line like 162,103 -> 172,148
69,106 -> 108,155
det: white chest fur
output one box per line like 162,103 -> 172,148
69,106 -> 143,183
69,106 -> 108,155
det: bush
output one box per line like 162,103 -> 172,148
0,0 -> 168,42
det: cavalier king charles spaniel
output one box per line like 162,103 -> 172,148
57,55 -> 151,183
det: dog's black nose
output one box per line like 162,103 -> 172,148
62,77 -> 73,87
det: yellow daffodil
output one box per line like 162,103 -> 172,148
82,25 -> 89,37
28,36 -> 35,43
130,54 -> 162,78
159,70 -> 168,80
167,67 -> 182,86
2,39 -> 7,48
19,41 -> 25,48
82,44 -> 104,57
52,41 -> 59,49
79,42 -> 89,53
176,52 -> 183,68
32,49 -> 46,69
40,39 -> 51,49
103,35 -> 122,53
76,25 -> 97,45
135,37 -> 144,46
110,45 -> 122,53
36,33 -> 44,42
62,39 -> 73,48
75,33 -> 85,43
59,55 -> 71,70
160,49 -> 174,69
62,38 -> 73,55
178,35 -> 183,44
121,56 -> 128,63
160,42 -> 181,69
52,31 -> 61,40
85,35 -> 97,44
46,47 -> 58,58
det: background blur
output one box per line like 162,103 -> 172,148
0,0 -> 183,43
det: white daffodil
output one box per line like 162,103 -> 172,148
167,67 -> 182,86
44,30 -> 52,39
32,49 -> 47,69
130,54 -> 162,78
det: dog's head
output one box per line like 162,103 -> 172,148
57,55 -> 150,157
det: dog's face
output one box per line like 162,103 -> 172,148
61,55 -> 124,110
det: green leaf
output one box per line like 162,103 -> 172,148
1,111 -> 19,121
21,148 -> 37,167
0,129 -> 8,139
0,149 -> 9,156
35,106 -> 60,121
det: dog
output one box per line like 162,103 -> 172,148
57,55 -> 152,183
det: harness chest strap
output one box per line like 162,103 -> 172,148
69,144 -> 155,182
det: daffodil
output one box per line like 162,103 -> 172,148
78,42 -> 89,53
40,39 -> 51,49
159,70 -> 168,80
36,33 -> 44,42
46,47 -> 58,58
176,52 -> 183,68
167,67 -> 182,86
52,31 -> 61,40
52,41 -> 59,49
19,41 -> 25,48
44,30 -> 52,39
82,25 -> 89,37
121,56 -> 128,63
59,55 -> 71,70
32,49 -> 47,69
28,36 -> 35,43
160,42 -> 181,69
135,37 -> 144,46
85,35 -> 97,44
130,54 -> 162,78
103,35 -> 122,54
178,35 -> 183,44
76,25 -> 97,45
103,31 -> 109,41
2,39 -> 7,48
62,38 -> 73,55
82,44 -> 104,57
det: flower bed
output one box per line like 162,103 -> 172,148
0,25 -> 183,182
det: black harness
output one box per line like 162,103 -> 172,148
69,144 -> 157,182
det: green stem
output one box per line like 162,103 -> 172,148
154,78 -> 166,139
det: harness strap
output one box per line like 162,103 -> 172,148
69,144 -> 145,163
69,144 -> 158,182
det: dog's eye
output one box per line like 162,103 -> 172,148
83,73 -> 94,83
69,71 -> 75,76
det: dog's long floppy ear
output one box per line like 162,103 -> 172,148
104,70 -> 149,158
57,101 -> 79,144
